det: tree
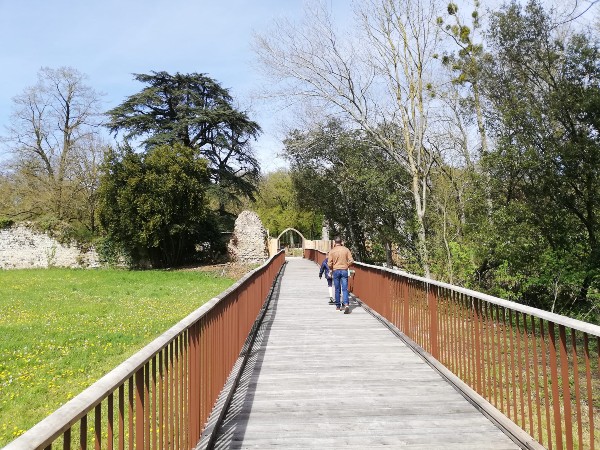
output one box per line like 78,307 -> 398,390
105,71 -> 261,229
253,170 -> 323,240
437,1 -> 495,225
3,66 -> 104,228
439,1 -> 489,160
482,0 -> 600,311
255,0 -> 443,276
97,143 -> 220,268
0,170 -> 14,222
283,120 -> 414,265
69,134 -> 108,234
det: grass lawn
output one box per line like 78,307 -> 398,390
0,268 -> 236,446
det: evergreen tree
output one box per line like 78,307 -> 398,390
105,71 -> 261,229
97,143 -> 220,268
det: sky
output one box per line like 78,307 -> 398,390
1,0 -> 595,172
0,0 -> 351,172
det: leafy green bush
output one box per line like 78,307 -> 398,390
0,218 -> 14,229
94,236 -> 132,268
97,143 -> 222,268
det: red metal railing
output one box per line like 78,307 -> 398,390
305,249 -> 600,450
5,251 -> 285,450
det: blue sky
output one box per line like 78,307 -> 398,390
5,1 -> 590,171
0,0 -> 350,172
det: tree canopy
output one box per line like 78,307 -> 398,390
97,143 -> 219,268
283,120 -> 413,265
2,66 -> 105,239
1,0 -> 598,319
255,0 -> 600,320
105,71 -> 261,228
253,169 -> 323,241
477,0 -> 600,311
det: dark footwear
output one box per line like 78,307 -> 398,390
336,306 -> 341,311
329,298 -> 335,304
344,305 -> 350,314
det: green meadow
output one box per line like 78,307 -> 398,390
0,268 -> 235,446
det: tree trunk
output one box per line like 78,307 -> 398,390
385,240 -> 393,267
441,202 -> 453,284
473,84 -> 493,222
409,159 -> 431,278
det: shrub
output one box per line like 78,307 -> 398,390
0,218 -> 14,229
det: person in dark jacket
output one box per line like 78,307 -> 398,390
319,257 -> 334,304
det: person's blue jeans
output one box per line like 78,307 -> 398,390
332,269 -> 349,307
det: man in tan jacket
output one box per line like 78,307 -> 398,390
327,236 -> 354,314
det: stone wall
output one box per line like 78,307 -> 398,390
228,211 -> 268,263
0,225 -> 100,269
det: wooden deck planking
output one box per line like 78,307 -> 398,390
211,257 -> 520,449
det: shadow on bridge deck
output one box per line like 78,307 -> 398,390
200,257 -> 521,449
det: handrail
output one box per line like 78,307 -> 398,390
5,250 -> 286,450
305,248 -> 600,450
358,261 -> 600,338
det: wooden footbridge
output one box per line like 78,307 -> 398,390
6,252 -> 600,449
200,258 -> 522,449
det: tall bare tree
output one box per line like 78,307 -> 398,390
254,0 -> 443,276
70,134 -> 109,233
4,66 -> 103,222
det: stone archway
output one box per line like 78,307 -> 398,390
268,228 -> 307,257
276,228 -> 306,244
277,228 -> 306,256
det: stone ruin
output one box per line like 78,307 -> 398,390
228,211 -> 268,263
0,224 -> 100,269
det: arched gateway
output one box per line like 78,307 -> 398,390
267,228 -> 306,257
268,228 -> 332,257
276,227 -> 306,244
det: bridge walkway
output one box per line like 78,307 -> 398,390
209,257 -> 520,449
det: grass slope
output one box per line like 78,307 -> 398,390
0,268 -> 235,445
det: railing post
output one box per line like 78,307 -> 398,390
135,369 -> 145,449
428,284 -> 439,359
473,298 -> 482,395
559,325 -> 574,450
403,278 -> 410,335
548,321 -> 564,450
188,323 -> 199,445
